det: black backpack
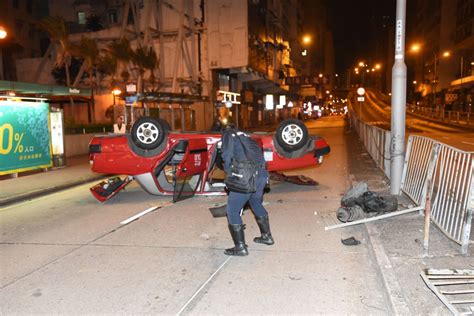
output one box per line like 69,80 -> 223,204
224,134 -> 259,193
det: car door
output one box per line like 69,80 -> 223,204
173,138 -> 209,201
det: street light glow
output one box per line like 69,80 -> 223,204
375,64 -> 381,70
301,49 -> 307,56
0,26 -> 7,39
303,35 -> 311,44
318,73 -> 323,78
112,88 -> 122,96
442,51 -> 450,57
411,43 -> 420,53
358,61 -> 364,67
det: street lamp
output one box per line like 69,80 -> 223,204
0,26 -> 7,39
112,87 -> 122,105
409,43 -> 450,108
0,25 -> 7,80
302,35 -> 311,45
410,43 -> 420,53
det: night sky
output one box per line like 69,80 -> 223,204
327,0 -> 397,73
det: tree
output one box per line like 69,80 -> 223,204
131,46 -> 158,92
104,38 -> 133,83
38,16 -> 73,86
70,37 -> 100,123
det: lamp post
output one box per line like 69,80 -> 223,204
112,88 -> 122,105
410,43 -> 450,109
0,25 -> 7,80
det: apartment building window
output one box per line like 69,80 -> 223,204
26,0 -> 32,13
109,10 -> 118,24
78,12 -> 86,25
28,23 -> 35,39
12,0 -> 19,9
15,19 -> 23,35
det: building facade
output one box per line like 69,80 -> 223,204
5,0 -> 327,129
409,0 -> 473,111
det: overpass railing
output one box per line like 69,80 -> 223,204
407,104 -> 474,126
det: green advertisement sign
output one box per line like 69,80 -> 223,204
0,100 -> 52,175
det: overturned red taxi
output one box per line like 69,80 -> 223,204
89,117 -> 330,202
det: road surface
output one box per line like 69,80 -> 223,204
351,89 -> 474,151
0,119 -> 390,314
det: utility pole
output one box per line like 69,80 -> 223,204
390,0 -> 407,195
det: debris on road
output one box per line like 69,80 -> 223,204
421,269 -> 474,315
326,182 -> 409,230
209,203 -> 227,218
341,236 -> 361,246
269,171 -> 318,186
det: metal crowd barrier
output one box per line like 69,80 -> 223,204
429,141 -> 474,254
401,136 -> 473,255
400,136 -> 440,206
351,112 -> 473,254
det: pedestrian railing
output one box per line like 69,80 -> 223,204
350,114 -> 391,178
407,105 -> 474,126
350,112 -> 474,255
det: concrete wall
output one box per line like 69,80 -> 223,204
65,133 -> 95,157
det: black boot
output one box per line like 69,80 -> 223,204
224,224 -> 249,256
254,215 -> 274,245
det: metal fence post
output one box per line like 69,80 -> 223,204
460,164 -> 474,255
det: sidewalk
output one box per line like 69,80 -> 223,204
0,155 -> 104,207
346,129 -> 473,314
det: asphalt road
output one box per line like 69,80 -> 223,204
0,120 -> 390,314
352,89 -> 474,151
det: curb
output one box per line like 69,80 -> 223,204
365,222 -> 411,315
347,176 -> 411,315
0,175 -> 105,208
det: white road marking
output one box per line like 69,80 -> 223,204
461,141 -> 474,146
176,256 -> 232,315
120,204 -> 166,225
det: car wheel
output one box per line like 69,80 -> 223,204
275,119 -> 309,151
157,118 -> 171,132
131,117 -> 167,150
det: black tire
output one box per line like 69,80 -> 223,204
131,116 -> 168,150
275,119 -> 309,152
157,118 -> 171,132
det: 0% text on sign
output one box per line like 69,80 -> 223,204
0,123 -> 33,155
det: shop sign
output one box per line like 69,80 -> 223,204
445,93 -> 457,103
0,101 -> 52,175
126,82 -> 137,94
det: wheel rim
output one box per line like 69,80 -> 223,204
281,124 -> 303,146
136,122 -> 159,144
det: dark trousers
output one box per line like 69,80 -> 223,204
226,175 -> 268,225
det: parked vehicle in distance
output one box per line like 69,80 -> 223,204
89,117 -> 330,202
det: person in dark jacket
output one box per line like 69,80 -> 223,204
221,129 -> 274,256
